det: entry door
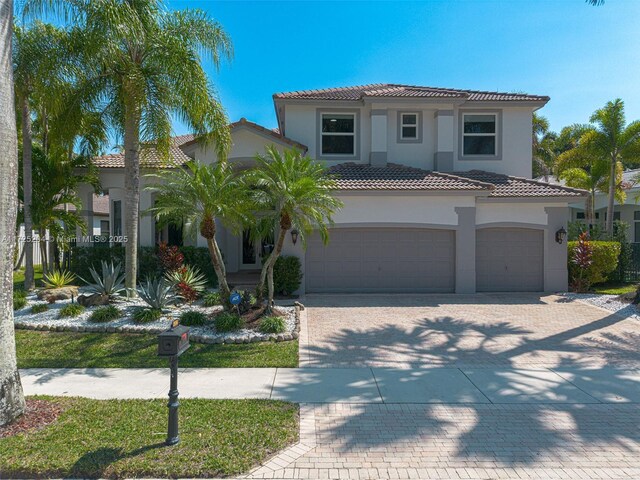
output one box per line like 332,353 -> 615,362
240,230 -> 260,269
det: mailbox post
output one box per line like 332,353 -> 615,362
158,321 -> 190,446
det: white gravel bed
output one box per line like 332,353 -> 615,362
562,292 -> 640,320
14,292 -> 299,343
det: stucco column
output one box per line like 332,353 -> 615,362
370,109 -> 387,167
544,206 -> 569,292
75,184 -> 94,246
455,206 -> 476,293
434,110 -> 454,172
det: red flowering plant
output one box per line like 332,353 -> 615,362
571,231 -> 594,293
165,264 -> 208,303
158,241 -> 184,272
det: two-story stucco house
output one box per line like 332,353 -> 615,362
78,83 -> 586,294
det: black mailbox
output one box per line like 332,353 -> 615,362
158,325 -> 190,357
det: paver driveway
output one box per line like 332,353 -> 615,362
302,293 -> 640,369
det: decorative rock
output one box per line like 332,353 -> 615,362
276,334 -> 285,342
68,326 -> 79,332
294,301 -> 305,311
36,286 -> 79,302
283,333 -> 292,341
77,293 -> 110,307
292,331 -> 299,339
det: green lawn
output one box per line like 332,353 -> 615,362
16,331 -> 298,368
13,265 -> 44,289
591,282 -> 636,295
0,396 -> 298,478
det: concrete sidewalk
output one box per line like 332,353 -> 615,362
20,366 -> 640,404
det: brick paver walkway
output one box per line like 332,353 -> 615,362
303,293 -> 640,369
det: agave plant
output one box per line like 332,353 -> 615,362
165,264 -> 207,302
138,277 -> 178,310
42,269 -> 76,289
81,261 -> 126,298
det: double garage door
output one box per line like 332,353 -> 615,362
305,227 -> 544,293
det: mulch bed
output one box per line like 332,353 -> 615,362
239,306 -> 288,330
0,399 -> 64,439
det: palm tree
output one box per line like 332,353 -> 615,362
28,0 -> 233,294
146,161 -> 250,303
562,100 -> 640,233
532,113 -> 557,180
248,147 -> 343,310
0,0 -> 26,426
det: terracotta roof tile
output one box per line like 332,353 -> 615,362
455,170 -> 587,198
59,194 -> 110,215
274,83 -> 549,103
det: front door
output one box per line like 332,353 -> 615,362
241,230 -> 260,269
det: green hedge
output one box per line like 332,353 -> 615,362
568,240 -> 621,287
273,255 -> 303,295
70,245 -> 217,286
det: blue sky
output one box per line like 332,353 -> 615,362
172,0 -> 640,136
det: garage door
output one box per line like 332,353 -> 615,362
305,228 -> 455,293
476,228 -> 544,292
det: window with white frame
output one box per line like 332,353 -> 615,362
462,113 -> 497,156
400,113 -> 418,139
634,211 -> 640,242
321,113 -> 355,155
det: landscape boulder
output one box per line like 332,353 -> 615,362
77,293 -> 110,307
37,286 -> 79,303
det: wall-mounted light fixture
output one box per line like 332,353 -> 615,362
555,227 -> 567,244
290,229 -> 299,245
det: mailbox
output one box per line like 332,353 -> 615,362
158,325 -> 190,357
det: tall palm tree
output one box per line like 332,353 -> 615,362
146,160 -> 251,303
28,0 -> 233,294
563,100 -> 640,233
248,147 -> 343,310
0,0 -> 26,427
532,113 -> 557,180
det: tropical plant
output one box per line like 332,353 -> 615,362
179,310 -> 209,326
570,232 -> 594,292
30,303 -> 48,314
202,291 -> 221,307
248,147 -> 343,310
81,261 -> 126,298
146,160 -> 251,305
165,264 -> 207,302
259,315 -> 286,334
214,311 -> 244,332
89,305 -> 121,323
157,241 -> 184,272
58,303 -> 85,318
42,269 -> 76,289
532,113 -> 557,180
13,289 -> 28,311
138,277 -> 177,310
132,307 -> 162,324
272,255 -> 303,296
0,0 -> 26,426
28,0 -> 234,294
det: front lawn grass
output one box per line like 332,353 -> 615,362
13,265 -> 43,289
592,282 -> 636,295
0,396 -> 298,478
16,330 -> 298,368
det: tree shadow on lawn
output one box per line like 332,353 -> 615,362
70,443 -> 165,478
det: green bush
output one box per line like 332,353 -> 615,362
13,289 -> 27,311
179,310 -> 209,326
202,291 -> 221,307
568,240 -> 621,287
273,256 -> 302,296
259,315 -> 286,334
181,247 -> 218,287
89,305 -> 121,323
132,307 -> 162,323
30,303 -> 49,314
214,311 -> 244,332
58,303 -> 85,318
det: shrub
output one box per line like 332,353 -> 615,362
165,264 -> 207,302
138,277 -> 177,309
81,261 -> 126,298
259,315 -> 286,334
30,303 -> 49,314
214,311 -> 244,332
568,238 -> 621,290
181,246 -> 218,287
89,305 -> 121,323
58,303 -> 85,318
13,289 -> 27,310
273,256 -> 303,296
203,291 -> 221,307
237,290 -> 255,315
132,307 -> 162,323
70,246 -> 160,282
42,269 -> 76,289
179,310 -> 209,326
158,241 -> 184,271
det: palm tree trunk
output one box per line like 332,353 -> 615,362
39,228 -> 48,276
585,192 -> 594,228
258,227 -> 287,310
205,237 -> 230,299
21,97 -> 34,291
606,155 -> 617,234
123,106 -> 141,296
0,0 -> 26,426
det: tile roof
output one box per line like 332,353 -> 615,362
59,194 -> 110,215
274,83 -> 549,103
229,118 -> 307,151
326,163 -> 494,191
455,170 -> 587,198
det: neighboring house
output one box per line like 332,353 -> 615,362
541,169 -> 640,241
78,83 -> 586,294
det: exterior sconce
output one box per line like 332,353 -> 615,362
555,227 -> 567,244
290,229 -> 299,245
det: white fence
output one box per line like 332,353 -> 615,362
14,227 -> 48,269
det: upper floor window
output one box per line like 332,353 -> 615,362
321,113 -> 355,155
400,113 -> 418,139
462,113 -> 497,156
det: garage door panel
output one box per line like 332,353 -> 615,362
476,228 -> 543,292
306,227 -> 455,293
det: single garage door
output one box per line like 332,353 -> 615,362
305,227 -> 455,293
476,228 -> 544,292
